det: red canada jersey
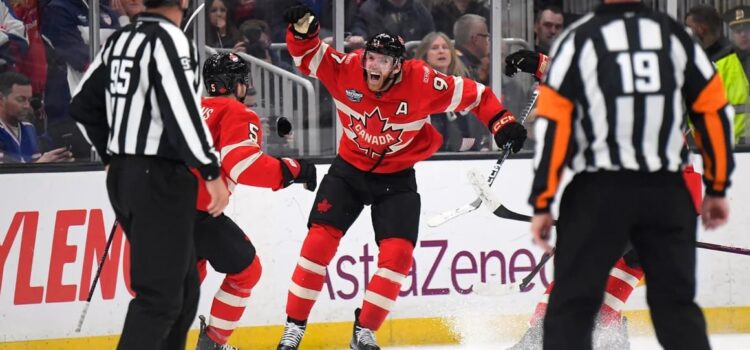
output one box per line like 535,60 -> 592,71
193,97 -> 285,211
287,29 -> 507,173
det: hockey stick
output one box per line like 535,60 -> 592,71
695,242 -> 750,256
465,168 -> 556,223
75,220 -> 119,332
182,3 -> 205,33
473,250 -> 554,296
427,86 -> 540,228
470,178 -> 750,257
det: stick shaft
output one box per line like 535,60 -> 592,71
520,250 -> 554,289
76,220 -> 118,332
493,205 -> 750,257
85,220 -> 119,302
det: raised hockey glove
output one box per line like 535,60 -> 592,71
504,50 -> 550,81
280,158 -> 317,191
489,110 -> 527,153
283,5 -> 319,39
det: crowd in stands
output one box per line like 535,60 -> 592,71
21,0 -> 743,165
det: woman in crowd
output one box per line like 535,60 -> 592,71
415,31 -> 477,152
206,0 -> 246,52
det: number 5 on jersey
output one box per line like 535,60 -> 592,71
248,123 -> 259,144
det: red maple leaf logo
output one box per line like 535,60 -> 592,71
316,198 -> 332,213
347,108 -> 404,158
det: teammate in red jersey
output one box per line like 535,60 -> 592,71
276,5 -> 528,350
193,53 -> 317,350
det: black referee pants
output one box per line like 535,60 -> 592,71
543,171 -> 710,350
107,156 -> 200,350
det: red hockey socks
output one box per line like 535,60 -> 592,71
598,257 -> 644,326
206,256 -> 262,345
286,223 -> 343,321
358,238 -> 414,331
527,257 -> 643,327
529,282 -> 554,327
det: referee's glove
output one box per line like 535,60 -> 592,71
489,110 -> 527,153
283,5 -> 319,39
505,50 -> 550,81
280,158 -> 317,192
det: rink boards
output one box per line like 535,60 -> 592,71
0,155 -> 749,349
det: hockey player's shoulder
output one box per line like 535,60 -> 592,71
227,99 -> 261,121
331,49 -> 361,66
403,59 -> 442,85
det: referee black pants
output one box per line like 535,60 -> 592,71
107,156 -> 200,350
543,171 -> 710,350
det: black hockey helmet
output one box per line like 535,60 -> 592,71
364,33 -> 406,63
203,52 -> 250,97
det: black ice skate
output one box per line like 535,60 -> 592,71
277,317 -> 307,350
350,308 -> 380,350
196,315 -> 239,350
592,316 -> 630,350
506,321 -> 543,350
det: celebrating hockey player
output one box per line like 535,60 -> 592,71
276,5 -> 528,350
193,53 -> 317,350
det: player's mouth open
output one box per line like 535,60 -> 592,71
369,73 -> 382,82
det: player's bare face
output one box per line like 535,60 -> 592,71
426,36 -> 451,73
364,51 -> 398,91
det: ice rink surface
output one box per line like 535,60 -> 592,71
389,333 -> 750,349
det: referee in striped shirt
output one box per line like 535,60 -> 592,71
70,0 -> 229,349
529,1 -> 734,349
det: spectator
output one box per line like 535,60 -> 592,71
205,0 -> 246,52
415,31 -> 475,152
722,5 -> 750,144
240,19 -> 272,62
453,14 -> 489,83
431,0 -> 489,39
112,0 -> 145,25
41,0 -> 120,160
533,5 -> 563,55
234,0 -> 265,24
9,0 -> 42,95
0,72 -> 71,163
453,13 -> 492,150
351,0 -> 434,43
0,0 -> 29,69
686,5 -> 746,146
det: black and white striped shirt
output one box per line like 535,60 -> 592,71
530,2 -> 734,212
70,13 -> 219,180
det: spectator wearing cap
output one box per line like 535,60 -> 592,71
723,6 -> 750,144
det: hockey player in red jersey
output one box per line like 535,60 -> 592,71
193,53 -> 317,350
276,5 -> 527,350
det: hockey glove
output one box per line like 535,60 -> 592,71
280,158 -> 317,191
283,5 -> 319,39
504,50 -> 550,81
489,110 -> 527,153
277,116 -> 292,137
